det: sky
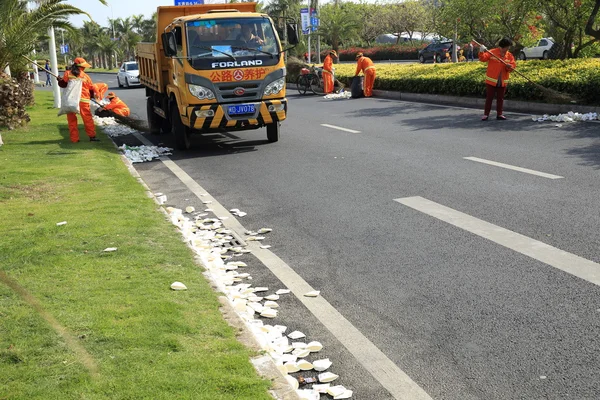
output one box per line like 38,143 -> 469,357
66,0 -> 229,28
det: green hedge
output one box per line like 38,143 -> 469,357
300,59 -> 600,105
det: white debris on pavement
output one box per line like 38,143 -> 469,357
118,144 -> 173,163
324,91 -> 351,100
532,111 -> 598,123
157,202 -> 351,398
94,115 -> 142,137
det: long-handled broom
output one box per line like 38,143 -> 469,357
472,40 -> 574,104
23,55 -> 151,132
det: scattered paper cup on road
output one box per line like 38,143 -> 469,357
318,372 -> 339,383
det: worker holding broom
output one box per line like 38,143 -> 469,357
57,57 -> 100,142
96,92 -> 131,118
355,52 -> 376,97
478,37 -> 516,121
322,50 -> 337,94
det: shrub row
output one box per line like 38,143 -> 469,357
0,73 -> 33,131
287,58 -> 600,105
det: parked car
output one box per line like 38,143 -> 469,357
418,41 -> 456,63
117,61 -> 140,88
518,37 -> 555,60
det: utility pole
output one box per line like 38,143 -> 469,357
27,1 -> 40,83
315,0 -> 321,63
61,29 -> 67,66
452,19 -> 458,62
48,27 -> 61,108
111,1 -> 118,68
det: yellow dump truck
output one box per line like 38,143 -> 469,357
136,3 -> 298,149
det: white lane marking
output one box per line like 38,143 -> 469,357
395,196 -> 600,286
464,157 -> 564,179
321,123 -> 361,133
131,133 -> 432,400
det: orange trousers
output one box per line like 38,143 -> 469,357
323,70 -> 334,94
67,102 -> 96,142
364,69 -> 376,97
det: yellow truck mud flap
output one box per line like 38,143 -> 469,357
189,100 -> 287,131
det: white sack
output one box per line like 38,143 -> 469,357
58,78 -> 83,116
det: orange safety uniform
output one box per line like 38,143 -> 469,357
58,61 -> 96,143
92,83 -> 108,101
322,54 -> 335,94
355,56 -> 376,97
479,48 -> 516,87
104,96 -> 130,117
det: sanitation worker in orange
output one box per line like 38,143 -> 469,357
355,52 -> 376,97
322,50 -> 336,94
57,57 -> 99,142
478,37 -> 516,121
96,92 -> 131,117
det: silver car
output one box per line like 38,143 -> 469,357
117,61 -> 140,88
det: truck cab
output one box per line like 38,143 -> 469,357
137,3 -> 298,149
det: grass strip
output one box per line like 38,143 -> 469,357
0,91 -> 272,399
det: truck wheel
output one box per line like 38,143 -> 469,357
266,122 -> 279,143
146,97 -> 161,135
170,104 -> 191,150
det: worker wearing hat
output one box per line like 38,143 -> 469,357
354,52 -> 376,97
102,92 -> 131,117
322,50 -> 337,94
57,57 -> 99,142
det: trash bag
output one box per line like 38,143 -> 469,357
351,76 -> 364,98
57,78 -> 83,116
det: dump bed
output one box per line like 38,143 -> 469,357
136,3 -> 258,93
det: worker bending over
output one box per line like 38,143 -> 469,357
355,53 -> 376,97
96,92 -> 131,117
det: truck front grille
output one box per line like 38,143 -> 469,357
215,81 -> 262,102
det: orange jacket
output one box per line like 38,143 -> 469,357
479,48 -> 516,87
58,68 -> 94,102
355,56 -> 375,76
104,97 -> 130,117
323,54 -> 333,74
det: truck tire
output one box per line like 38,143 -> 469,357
170,104 -> 191,150
147,97 -> 161,135
266,122 -> 279,143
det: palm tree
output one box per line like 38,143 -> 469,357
115,17 -> 140,61
0,0 -> 96,75
318,2 -> 360,53
80,21 -> 102,68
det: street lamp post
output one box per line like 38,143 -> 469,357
48,26 -> 61,108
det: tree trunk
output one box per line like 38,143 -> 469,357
585,0 -> 600,40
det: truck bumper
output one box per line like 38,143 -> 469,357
188,99 -> 287,131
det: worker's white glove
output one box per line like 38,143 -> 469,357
480,45 -> 487,52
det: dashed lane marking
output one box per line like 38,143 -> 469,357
463,157 -> 564,179
395,196 -> 600,286
321,123 -> 361,133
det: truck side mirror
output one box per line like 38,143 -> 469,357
286,23 -> 299,45
161,32 -> 177,57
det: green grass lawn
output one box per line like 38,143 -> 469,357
86,68 -> 119,73
0,92 -> 272,399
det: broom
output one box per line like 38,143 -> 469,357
90,99 -> 151,133
472,40 -> 574,104
23,55 -> 151,133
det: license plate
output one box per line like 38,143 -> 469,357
228,104 -> 255,115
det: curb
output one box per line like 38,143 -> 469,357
372,90 -> 600,116
286,83 -> 600,116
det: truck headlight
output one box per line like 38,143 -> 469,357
189,84 -> 215,100
264,78 -> 285,96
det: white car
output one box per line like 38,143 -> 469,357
518,37 -> 555,60
117,61 -> 140,88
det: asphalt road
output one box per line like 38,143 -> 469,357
84,73 -> 600,399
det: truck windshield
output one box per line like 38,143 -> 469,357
186,17 -> 280,70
